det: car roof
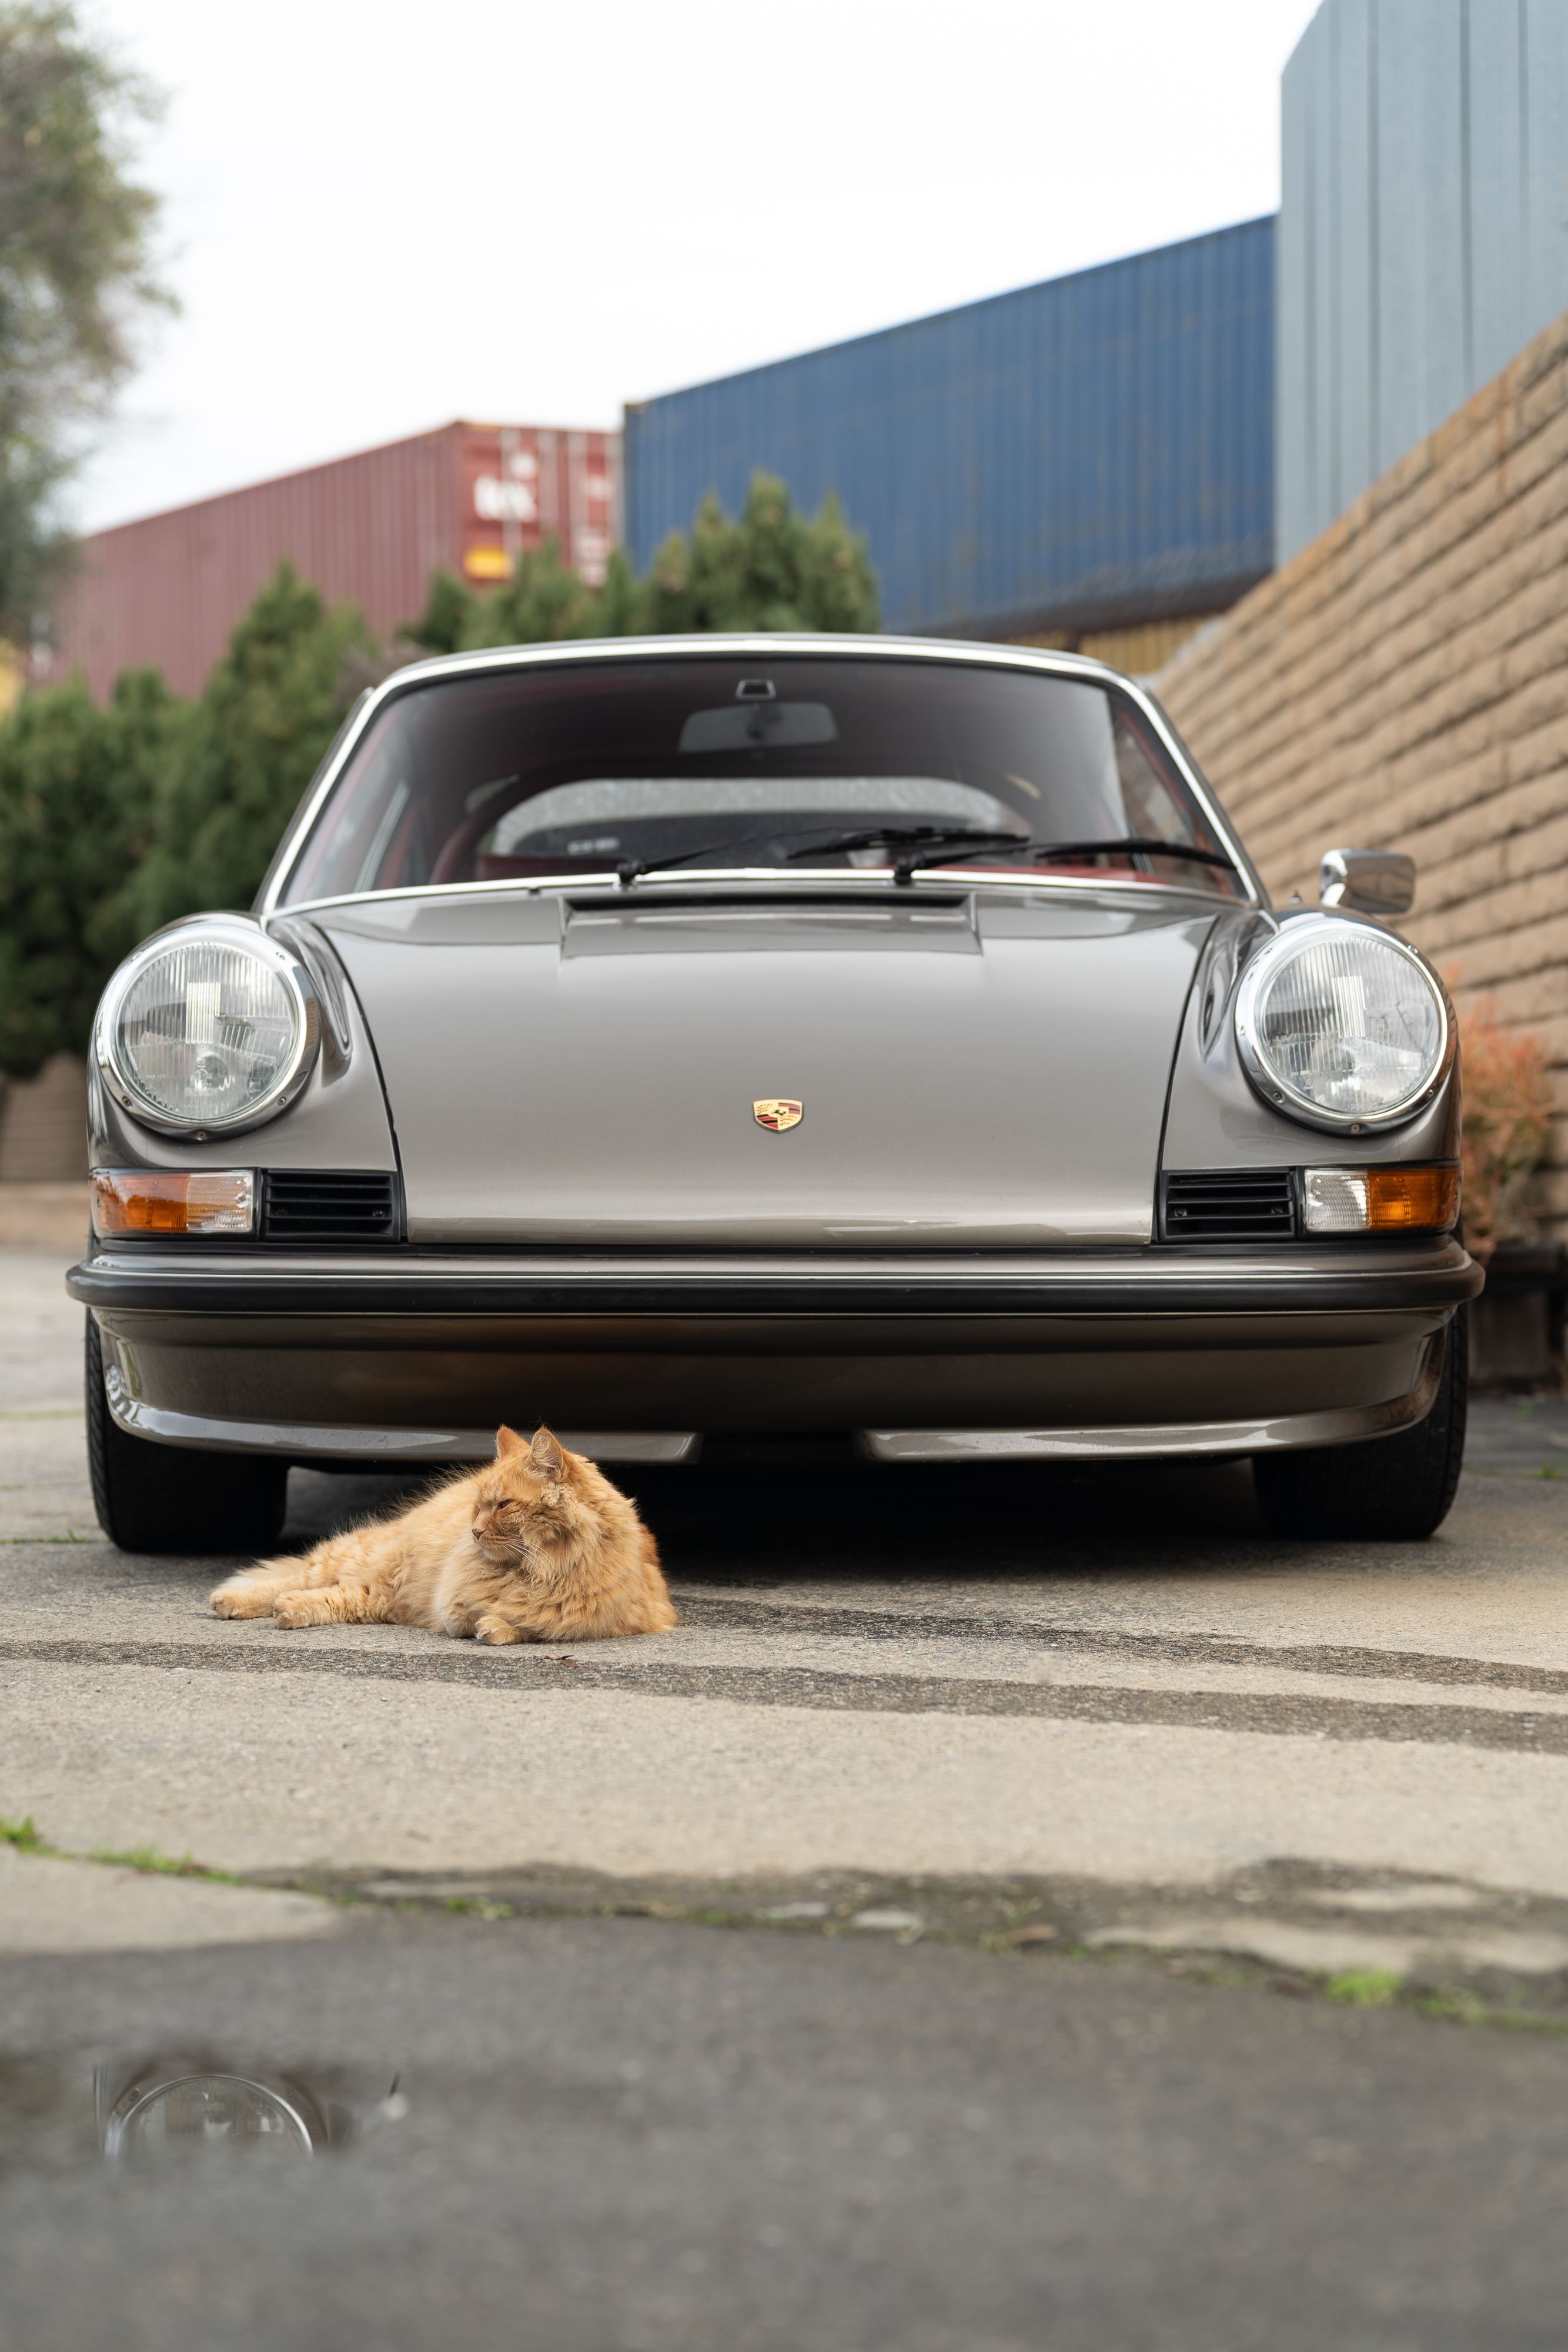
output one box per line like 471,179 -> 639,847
369,631 -> 1135,696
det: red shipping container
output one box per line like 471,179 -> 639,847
48,419 -> 621,701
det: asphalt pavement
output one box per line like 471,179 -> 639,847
4,1241 -> 1568,2349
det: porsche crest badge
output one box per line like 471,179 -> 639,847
753,1098 -> 803,1132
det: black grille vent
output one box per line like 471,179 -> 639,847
262,1171 -> 402,1245
1161,1169 -> 1296,1243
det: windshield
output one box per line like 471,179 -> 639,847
276,654 -> 1246,906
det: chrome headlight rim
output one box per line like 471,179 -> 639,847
95,919 -> 321,1138
104,2071 -> 319,2159
1234,913 -> 1454,1135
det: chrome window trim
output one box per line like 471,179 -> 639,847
95,919 -> 323,1138
257,633 -> 1265,918
266,864 -> 1247,923
1233,912 -> 1455,1135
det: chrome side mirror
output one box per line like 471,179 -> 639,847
1318,847 -> 1416,917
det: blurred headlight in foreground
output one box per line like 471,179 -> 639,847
104,2073 -> 316,2160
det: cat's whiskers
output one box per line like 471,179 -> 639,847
473,1518 -> 524,1555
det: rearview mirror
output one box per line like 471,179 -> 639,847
1318,847 -> 1416,917
679,703 -> 837,753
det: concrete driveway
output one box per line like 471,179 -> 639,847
4,1241 -> 1568,2348
7,1245 -> 1568,1933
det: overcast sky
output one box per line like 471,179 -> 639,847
76,0 -> 1321,532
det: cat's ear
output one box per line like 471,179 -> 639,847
529,1425 -> 568,1479
495,1425 -> 527,1459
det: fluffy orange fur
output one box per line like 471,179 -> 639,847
210,1425 -> 677,1643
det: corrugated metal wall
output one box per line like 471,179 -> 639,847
51,422 -> 621,701
1278,0 -> 1568,561
623,220 -> 1276,640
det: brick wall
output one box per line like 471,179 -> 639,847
1152,308 -> 1568,1233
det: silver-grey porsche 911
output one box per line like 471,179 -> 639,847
70,635 -> 1479,1553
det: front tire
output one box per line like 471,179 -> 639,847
86,1315 -> 288,1554
1253,1309 -> 1468,1541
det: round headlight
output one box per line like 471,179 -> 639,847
106,2073 -> 316,2160
97,924 -> 319,1135
1234,916 -> 1453,1132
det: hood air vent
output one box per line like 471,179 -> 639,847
262,1171 -> 403,1244
1161,1169 -> 1295,1243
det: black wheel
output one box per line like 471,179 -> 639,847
86,1315 -> 288,1554
1253,1308 -> 1468,1541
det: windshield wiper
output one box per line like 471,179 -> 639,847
614,821 -> 1021,886
611,823 -> 1216,890
616,823 -> 858,886
1031,837 -> 1238,867
892,834 -> 1240,883
784,824 -> 1030,867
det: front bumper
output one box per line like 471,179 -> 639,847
70,1239 -> 1481,1464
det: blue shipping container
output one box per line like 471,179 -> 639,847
624,218 -> 1276,639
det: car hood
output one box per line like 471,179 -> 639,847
312,890 -> 1216,1247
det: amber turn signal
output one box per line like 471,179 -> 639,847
91,1170 -> 255,1237
1302,1165 -> 1460,1235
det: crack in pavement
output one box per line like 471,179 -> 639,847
4,1634 -> 1567,1754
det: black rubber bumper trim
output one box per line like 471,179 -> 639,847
67,1249 -> 1485,1320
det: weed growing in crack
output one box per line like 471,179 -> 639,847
1326,1969 -> 1402,2008
87,1844 -> 241,1884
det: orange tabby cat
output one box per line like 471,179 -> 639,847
210,1425 -> 676,1643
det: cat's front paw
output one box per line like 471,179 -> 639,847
274,1591 -> 335,1629
473,1613 -> 526,1645
210,1582 -> 276,1618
